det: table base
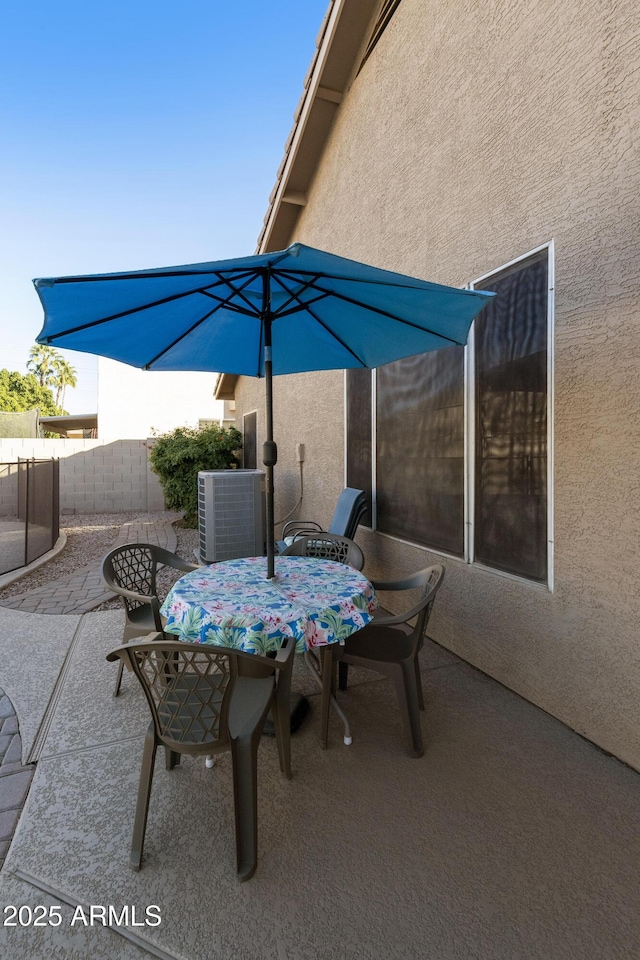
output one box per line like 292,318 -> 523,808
307,648 -> 353,747
262,692 -> 310,737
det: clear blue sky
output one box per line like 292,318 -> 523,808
0,0 -> 328,412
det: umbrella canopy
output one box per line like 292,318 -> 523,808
34,242 -> 494,576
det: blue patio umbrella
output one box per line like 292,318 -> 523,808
34,242 -> 494,577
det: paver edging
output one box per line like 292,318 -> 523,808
0,514 -> 180,616
0,689 -> 35,872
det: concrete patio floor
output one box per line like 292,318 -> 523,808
0,606 -> 639,960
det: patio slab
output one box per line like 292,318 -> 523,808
0,608 -> 81,762
2,638 -> 640,960
0,872 -> 154,959
38,611 -> 148,760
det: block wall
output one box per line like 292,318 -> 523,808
0,439 -> 165,515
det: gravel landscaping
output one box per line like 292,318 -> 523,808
0,513 -> 200,607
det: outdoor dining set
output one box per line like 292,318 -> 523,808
99,490 -> 445,883
35,242 -> 487,885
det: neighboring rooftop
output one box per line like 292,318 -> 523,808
39,413 -> 98,438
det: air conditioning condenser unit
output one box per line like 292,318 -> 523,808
198,469 -> 265,564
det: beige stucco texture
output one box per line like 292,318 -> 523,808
234,1 -> 640,768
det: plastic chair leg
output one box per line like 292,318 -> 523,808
414,657 -> 425,710
113,658 -> 125,697
165,748 -> 181,770
392,661 -> 424,759
338,661 -> 349,691
230,732 -> 261,882
272,695 -> 292,779
130,726 -> 157,871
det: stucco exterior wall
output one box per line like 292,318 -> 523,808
235,0 -> 640,767
233,369 -> 345,531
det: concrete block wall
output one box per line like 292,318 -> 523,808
0,464 -> 18,516
0,439 -> 165,515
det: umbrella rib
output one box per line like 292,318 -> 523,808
40,289 -> 214,341
204,271 -> 262,316
274,266 -> 484,297
142,274 -> 262,368
199,293 -> 256,318
142,304 -> 226,368
273,274 -> 368,366
39,275 -> 250,341
49,267 -> 258,283
268,272 -> 324,314
272,293 -> 331,319
278,274 -> 465,346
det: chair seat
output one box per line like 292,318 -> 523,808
342,623 -> 414,664
228,676 -> 278,736
126,605 -> 159,634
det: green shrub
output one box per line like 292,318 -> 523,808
149,424 -> 242,527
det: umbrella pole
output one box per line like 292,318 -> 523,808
262,306 -> 277,579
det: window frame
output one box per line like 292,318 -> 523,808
469,241 -> 555,590
343,371 -> 375,531
344,241 -> 555,590
242,409 -> 258,471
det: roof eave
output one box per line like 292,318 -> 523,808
257,0 -> 378,254
217,1 -> 377,402
214,373 -> 238,401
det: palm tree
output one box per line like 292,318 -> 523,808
27,345 -> 77,411
51,355 -> 77,409
27,344 -> 58,389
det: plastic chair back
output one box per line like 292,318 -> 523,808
328,488 -> 368,539
281,533 -> 365,570
101,542 -> 198,696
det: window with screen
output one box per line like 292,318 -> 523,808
473,252 -> 548,582
346,368 -> 372,525
376,347 -> 465,554
345,246 -> 551,585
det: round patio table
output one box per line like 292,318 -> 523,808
160,554 -> 377,652
160,555 -> 378,746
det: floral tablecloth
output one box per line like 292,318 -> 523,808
160,555 -> 377,654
